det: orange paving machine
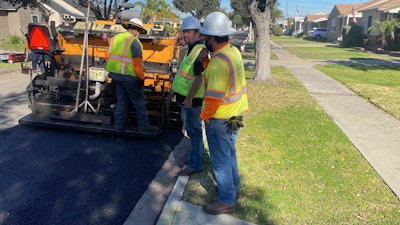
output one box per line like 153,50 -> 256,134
18,10 -> 186,138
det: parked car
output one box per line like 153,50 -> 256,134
0,53 -> 26,64
283,29 -> 292,36
309,28 -> 327,40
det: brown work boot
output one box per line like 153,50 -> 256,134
202,201 -> 236,214
177,168 -> 199,176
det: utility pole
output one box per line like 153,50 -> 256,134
285,0 -> 288,19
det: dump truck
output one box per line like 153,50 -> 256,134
18,8 -> 186,138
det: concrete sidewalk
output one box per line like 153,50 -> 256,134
131,41 -> 400,225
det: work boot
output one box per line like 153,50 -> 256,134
202,201 -> 236,214
177,168 -> 200,176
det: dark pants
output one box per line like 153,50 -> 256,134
109,73 -> 149,130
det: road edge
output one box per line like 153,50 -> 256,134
123,136 -> 189,225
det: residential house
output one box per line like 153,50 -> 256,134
0,2 -> 41,41
326,4 -> 362,42
358,0 -> 400,35
304,12 -> 329,34
291,16 -> 304,35
0,0 -> 101,43
326,0 -> 400,43
43,0 -> 91,27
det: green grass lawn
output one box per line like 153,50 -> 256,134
271,36 -> 399,60
282,46 -> 399,60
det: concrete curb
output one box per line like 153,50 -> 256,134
155,175 -> 189,225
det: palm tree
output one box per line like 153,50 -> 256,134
135,0 -> 177,24
368,20 -> 389,49
271,7 -> 283,24
385,18 -> 400,41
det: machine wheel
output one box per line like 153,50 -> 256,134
8,59 -> 14,64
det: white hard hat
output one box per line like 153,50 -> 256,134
181,16 -> 201,30
122,18 -> 147,34
200,12 -> 235,36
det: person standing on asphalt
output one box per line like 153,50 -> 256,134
172,16 -> 208,176
199,12 -> 248,214
106,18 -> 157,133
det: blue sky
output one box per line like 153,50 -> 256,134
162,0 -> 367,18
278,0 -> 365,17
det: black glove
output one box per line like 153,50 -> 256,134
224,116 -> 244,135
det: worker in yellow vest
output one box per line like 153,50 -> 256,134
199,12 -> 248,214
106,18 -> 157,133
171,16 -> 209,176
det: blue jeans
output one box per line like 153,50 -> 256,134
182,105 -> 204,171
110,73 -> 149,130
205,119 -> 240,205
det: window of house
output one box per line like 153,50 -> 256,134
330,19 -> 336,33
367,16 -> 372,31
31,14 -> 39,23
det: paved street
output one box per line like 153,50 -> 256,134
0,68 -> 183,225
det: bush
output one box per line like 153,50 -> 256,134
395,34 -> 400,51
6,34 -> 24,45
295,32 -> 305,39
342,23 -> 363,47
272,26 -> 284,36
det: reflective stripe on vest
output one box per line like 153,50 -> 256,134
176,44 -> 204,80
206,49 -> 248,119
106,32 -> 142,76
171,44 -> 205,98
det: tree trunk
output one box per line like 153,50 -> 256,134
247,0 -> 275,84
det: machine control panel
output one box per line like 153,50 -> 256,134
72,22 -> 126,36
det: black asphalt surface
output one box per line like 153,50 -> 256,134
0,125 -> 182,225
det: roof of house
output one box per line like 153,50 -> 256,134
46,0 -> 95,20
359,0 -> 400,12
0,1 -> 22,11
305,13 -> 329,22
332,0 -> 397,16
335,4 -> 361,15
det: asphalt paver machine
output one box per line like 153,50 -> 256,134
18,8 -> 186,138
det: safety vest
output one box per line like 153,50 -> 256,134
105,32 -> 142,76
205,44 -> 248,119
172,44 -> 205,98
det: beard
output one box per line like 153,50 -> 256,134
204,37 -> 213,52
